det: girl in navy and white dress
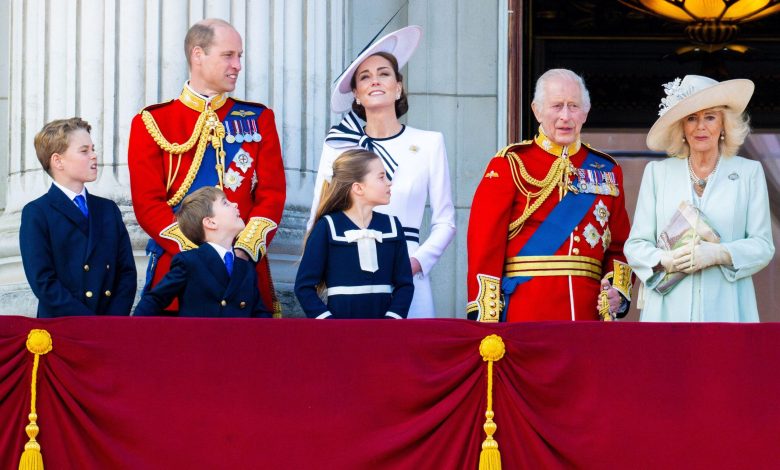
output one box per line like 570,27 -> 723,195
309,26 -> 455,318
296,149 -> 414,319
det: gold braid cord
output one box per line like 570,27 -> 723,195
478,334 -> 506,470
504,151 -> 577,239
18,329 -> 53,470
141,109 -> 226,207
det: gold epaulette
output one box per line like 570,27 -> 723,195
234,217 -> 278,262
159,222 -> 197,252
495,140 -> 533,158
604,260 -> 633,301
466,274 -> 502,322
137,100 -> 175,115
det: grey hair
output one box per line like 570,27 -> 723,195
664,106 -> 750,159
532,69 -> 591,113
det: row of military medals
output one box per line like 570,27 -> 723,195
224,119 -> 262,144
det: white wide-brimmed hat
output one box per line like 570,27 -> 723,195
646,75 -> 754,151
330,25 -> 423,113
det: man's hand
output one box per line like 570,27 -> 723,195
599,279 -> 624,318
234,248 -> 250,261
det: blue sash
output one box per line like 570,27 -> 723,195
501,151 -> 615,300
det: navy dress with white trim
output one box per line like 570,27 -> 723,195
295,211 -> 414,319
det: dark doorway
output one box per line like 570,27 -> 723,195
509,0 -> 780,140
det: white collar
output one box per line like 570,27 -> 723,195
53,181 -> 87,202
207,242 -> 231,260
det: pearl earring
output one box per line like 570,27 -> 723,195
720,133 -> 725,141
682,137 -> 686,142
396,93 -> 401,100
355,98 -> 361,106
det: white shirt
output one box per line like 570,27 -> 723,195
207,242 -> 232,263
53,181 -> 87,211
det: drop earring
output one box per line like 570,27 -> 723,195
355,98 -> 361,106
720,132 -> 725,141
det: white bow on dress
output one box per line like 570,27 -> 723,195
344,228 -> 383,272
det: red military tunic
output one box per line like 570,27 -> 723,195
467,130 -> 632,321
129,84 -> 286,314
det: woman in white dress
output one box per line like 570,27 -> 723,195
309,26 -> 455,318
625,75 -> 774,321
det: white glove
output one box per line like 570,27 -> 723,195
673,241 -> 731,274
658,244 -> 693,274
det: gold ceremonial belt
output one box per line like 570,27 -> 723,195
504,255 -> 602,281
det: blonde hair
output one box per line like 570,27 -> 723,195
307,149 -> 381,238
664,106 -> 751,158
176,186 -> 224,245
34,117 -> 92,175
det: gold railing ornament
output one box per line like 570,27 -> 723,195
479,334 -> 505,470
19,329 -> 53,470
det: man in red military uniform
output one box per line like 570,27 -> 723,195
129,18 -> 286,315
467,69 -> 632,322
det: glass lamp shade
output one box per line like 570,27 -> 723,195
620,0 -> 780,23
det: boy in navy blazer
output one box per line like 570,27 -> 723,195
134,187 -> 270,317
20,117 -> 137,317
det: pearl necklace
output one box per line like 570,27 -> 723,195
688,156 -> 720,190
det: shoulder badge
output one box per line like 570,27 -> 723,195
230,109 -> 257,117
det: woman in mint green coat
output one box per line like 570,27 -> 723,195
625,75 -> 774,322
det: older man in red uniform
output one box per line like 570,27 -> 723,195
467,69 -> 632,322
129,18 -> 286,315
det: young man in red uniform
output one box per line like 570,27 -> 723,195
129,18 -> 286,315
467,69 -> 632,322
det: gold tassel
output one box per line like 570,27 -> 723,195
598,289 -> 613,321
19,329 -> 53,470
479,334 -> 505,470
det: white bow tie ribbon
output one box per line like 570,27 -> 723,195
344,229 -> 383,273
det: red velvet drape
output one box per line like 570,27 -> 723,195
2,317 -> 779,469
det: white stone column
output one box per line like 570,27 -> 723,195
0,0 -> 343,316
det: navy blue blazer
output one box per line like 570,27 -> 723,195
134,243 -> 270,318
20,184 -> 137,317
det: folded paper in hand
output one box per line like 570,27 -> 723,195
648,200 -> 720,294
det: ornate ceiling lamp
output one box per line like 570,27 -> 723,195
619,0 -> 780,49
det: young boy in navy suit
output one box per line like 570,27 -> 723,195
134,186 -> 270,317
20,117 -> 137,317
